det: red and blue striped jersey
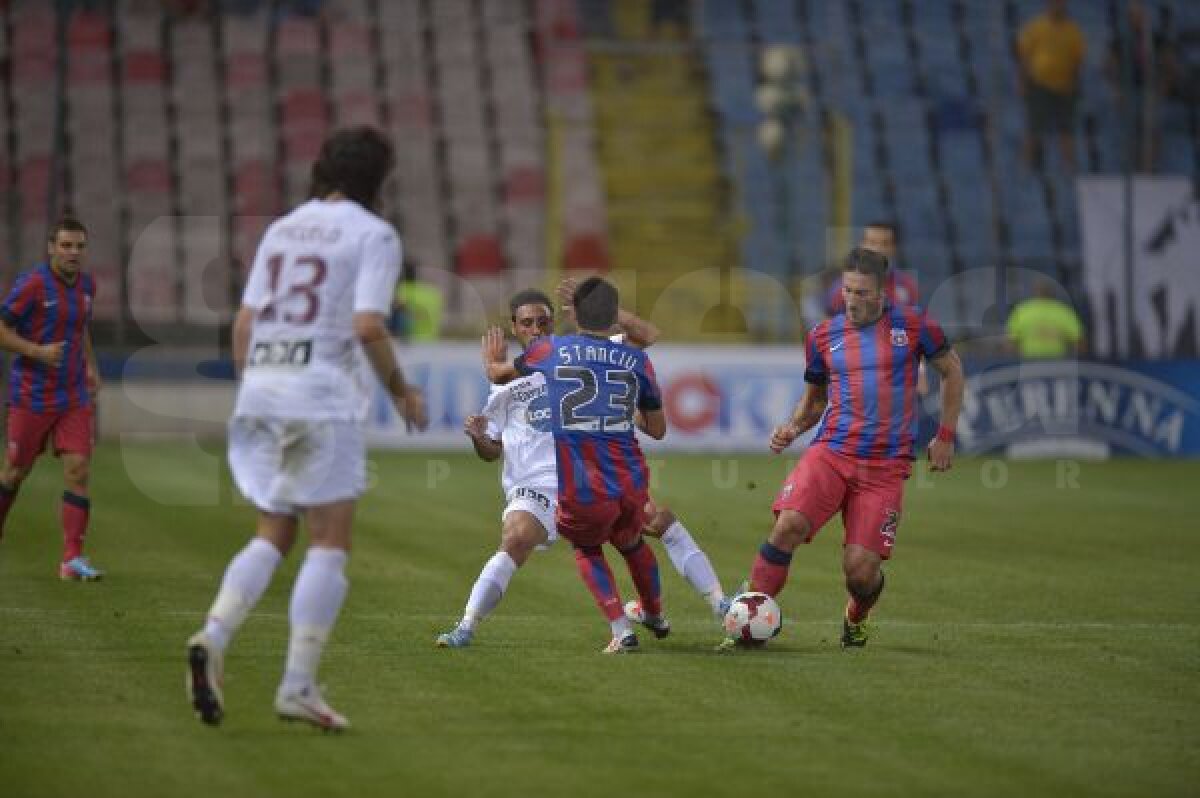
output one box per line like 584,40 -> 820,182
0,264 -> 96,413
805,304 -> 948,460
515,334 -> 663,504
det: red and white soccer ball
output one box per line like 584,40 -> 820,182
723,591 -> 783,644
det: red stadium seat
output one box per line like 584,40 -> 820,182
281,88 -> 328,124
563,234 -> 610,272
126,159 -> 172,193
455,234 -> 507,276
67,12 -> 111,50
123,51 -> 166,84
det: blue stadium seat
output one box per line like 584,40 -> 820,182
699,0 -> 749,39
750,0 -> 801,43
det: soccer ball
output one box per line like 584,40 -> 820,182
723,591 -> 783,645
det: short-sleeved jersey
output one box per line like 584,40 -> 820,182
515,333 -> 662,504
0,264 -> 95,413
482,373 -> 558,496
805,304 -> 949,460
235,198 -> 401,422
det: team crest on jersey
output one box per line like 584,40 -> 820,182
890,328 -> 909,347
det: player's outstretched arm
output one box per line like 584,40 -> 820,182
482,326 -> 519,384
926,348 -> 964,471
355,311 -> 428,432
0,320 -> 64,367
463,414 -> 502,461
769,383 -> 828,453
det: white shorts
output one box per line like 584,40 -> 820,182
502,485 -> 559,549
228,418 -> 366,516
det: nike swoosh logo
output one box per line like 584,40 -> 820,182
829,340 -> 845,352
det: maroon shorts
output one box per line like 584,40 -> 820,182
5,406 -> 95,468
772,444 -> 912,559
556,489 -> 649,549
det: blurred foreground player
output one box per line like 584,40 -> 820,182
186,128 -> 427,730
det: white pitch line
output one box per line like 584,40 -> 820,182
0,606 -> 1195,631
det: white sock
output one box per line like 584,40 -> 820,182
460,551 -> 518,632
281,547 -> 348,694
660,521 -> 725,612
610,616 -> 633,639
203,537 -> 283,651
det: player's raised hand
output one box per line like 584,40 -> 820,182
33,341 -> 66,368
463,414 -> 488,439
398,385 -> 429,433
927,438 -> 954,472
556,276 -> 578,318
481,326 -> 507,366
769,423 -> 800,454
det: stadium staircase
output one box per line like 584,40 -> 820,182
585,2 -> 744,338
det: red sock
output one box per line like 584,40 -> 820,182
846,572 -> 885,623
62,491 -> 90,562
750,542 -> 793,597
573,546 -> 623,622
619,539 -> 662,618
0,482 -> 18,538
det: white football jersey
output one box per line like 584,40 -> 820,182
483,373 -> 558,495
234,198 -> 400,422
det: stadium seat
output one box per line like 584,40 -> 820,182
455,234 -> 506,276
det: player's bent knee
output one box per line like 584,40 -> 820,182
501,517 -> 547,563
642,505 -> 676,538
772,511 -> 812,549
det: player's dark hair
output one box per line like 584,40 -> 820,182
309,127 -> 395,210
842,246 -> 889,289
509,289 -> 554,319
572,276 -> 618,331
864,219 -> 899,243
47,214 -> 88,242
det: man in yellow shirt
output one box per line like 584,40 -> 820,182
1006,279 -> 1086,358
1017,0 -> 1086,171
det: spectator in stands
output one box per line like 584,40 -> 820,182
1006,278 -> 1086,358
1017,0 -> 1087,172
390,256 -> 443,341
1105,1 -> 1179,172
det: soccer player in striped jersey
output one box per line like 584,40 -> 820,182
0,215 -> 103,581
728,246 -> 964,649
509,277 -> 669,653
437,287 -> 725,648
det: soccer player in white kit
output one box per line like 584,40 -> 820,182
436,287 -> 725,647
186,128 -> 428,730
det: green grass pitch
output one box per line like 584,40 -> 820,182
0,443 -> 1197,797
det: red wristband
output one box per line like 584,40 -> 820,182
935,425 -> 955,443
